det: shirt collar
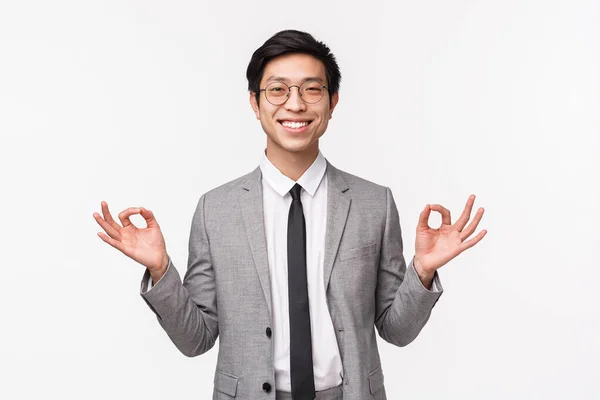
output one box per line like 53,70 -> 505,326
259,149 -> 327,198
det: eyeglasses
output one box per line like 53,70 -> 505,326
259,80 -> 329,105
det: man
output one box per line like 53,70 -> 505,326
94,30 -> 486,400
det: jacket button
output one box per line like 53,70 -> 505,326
266,327 -> 272,338
262,382 -> 272,392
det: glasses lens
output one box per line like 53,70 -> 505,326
265,82 -> 289,105
300,81 -> 325,104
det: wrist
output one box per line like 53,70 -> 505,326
150,254 -> 169,284
160,253 -> 169,271
414,257 -> 435,280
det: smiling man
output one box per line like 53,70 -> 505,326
94,30 -> 487,400
248,50 -> 338,174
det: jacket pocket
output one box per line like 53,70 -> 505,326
368,365 -> 384,394
339,242 -> 377,262
214,370 -> 239,398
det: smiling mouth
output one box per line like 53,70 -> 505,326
279,120 -> 312,129
278,120 -> 312,133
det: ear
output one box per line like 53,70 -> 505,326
249,92 -> 260,120
329,92 -> 339,119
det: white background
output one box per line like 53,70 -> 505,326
1,0 -> 598,399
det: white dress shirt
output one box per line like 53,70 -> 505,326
259,149 -> 343,392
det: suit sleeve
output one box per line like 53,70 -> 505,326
139,193 -> 218,357
374,187 -> 443,347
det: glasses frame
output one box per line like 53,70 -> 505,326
258,80 -> 329,106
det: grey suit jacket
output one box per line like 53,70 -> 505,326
140,160 -> 443,400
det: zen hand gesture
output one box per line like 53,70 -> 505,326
414,194 -> 487,277
93,201 -> 169,275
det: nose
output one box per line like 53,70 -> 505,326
284,86 -> 306,112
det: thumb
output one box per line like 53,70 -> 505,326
417,204 -> 431,231
140,207 -> 159,228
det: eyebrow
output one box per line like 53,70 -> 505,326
264,75 -> 325,84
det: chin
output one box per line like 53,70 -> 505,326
275,137 -> 316,153
281,142 -> 313,153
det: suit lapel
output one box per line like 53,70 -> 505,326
323,160 -> 351,291
237,160 -> 351,316
238,166 -> 273,317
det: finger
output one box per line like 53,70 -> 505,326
460,229 -> 487,252
140,207 -> 159,228
118,207 -> 141,228
430,204 -> 451,225
460,207 -> 485,241
93,212 -> 120,239
97,232 -> 127,254
417,204 -> 432,230
101,201 -> 121,231
454,195 -> 475,232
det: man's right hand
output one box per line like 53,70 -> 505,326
93,201 -> 169,283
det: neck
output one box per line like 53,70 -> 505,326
265,140 -> 319,182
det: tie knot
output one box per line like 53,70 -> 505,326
289,183 -> 302,201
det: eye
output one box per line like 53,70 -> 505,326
303,81 -> 324,93
267,82 -> 288,93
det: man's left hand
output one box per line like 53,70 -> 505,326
413,194 -> 487,282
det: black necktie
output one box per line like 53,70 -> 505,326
287,183 -> 315,400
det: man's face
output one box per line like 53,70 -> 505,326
250,53 -> 339,156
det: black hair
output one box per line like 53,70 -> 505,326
246,30 -> 341,105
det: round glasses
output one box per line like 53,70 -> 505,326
259,80 -> 329,105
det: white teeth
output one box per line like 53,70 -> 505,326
281,121 -> 309,128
